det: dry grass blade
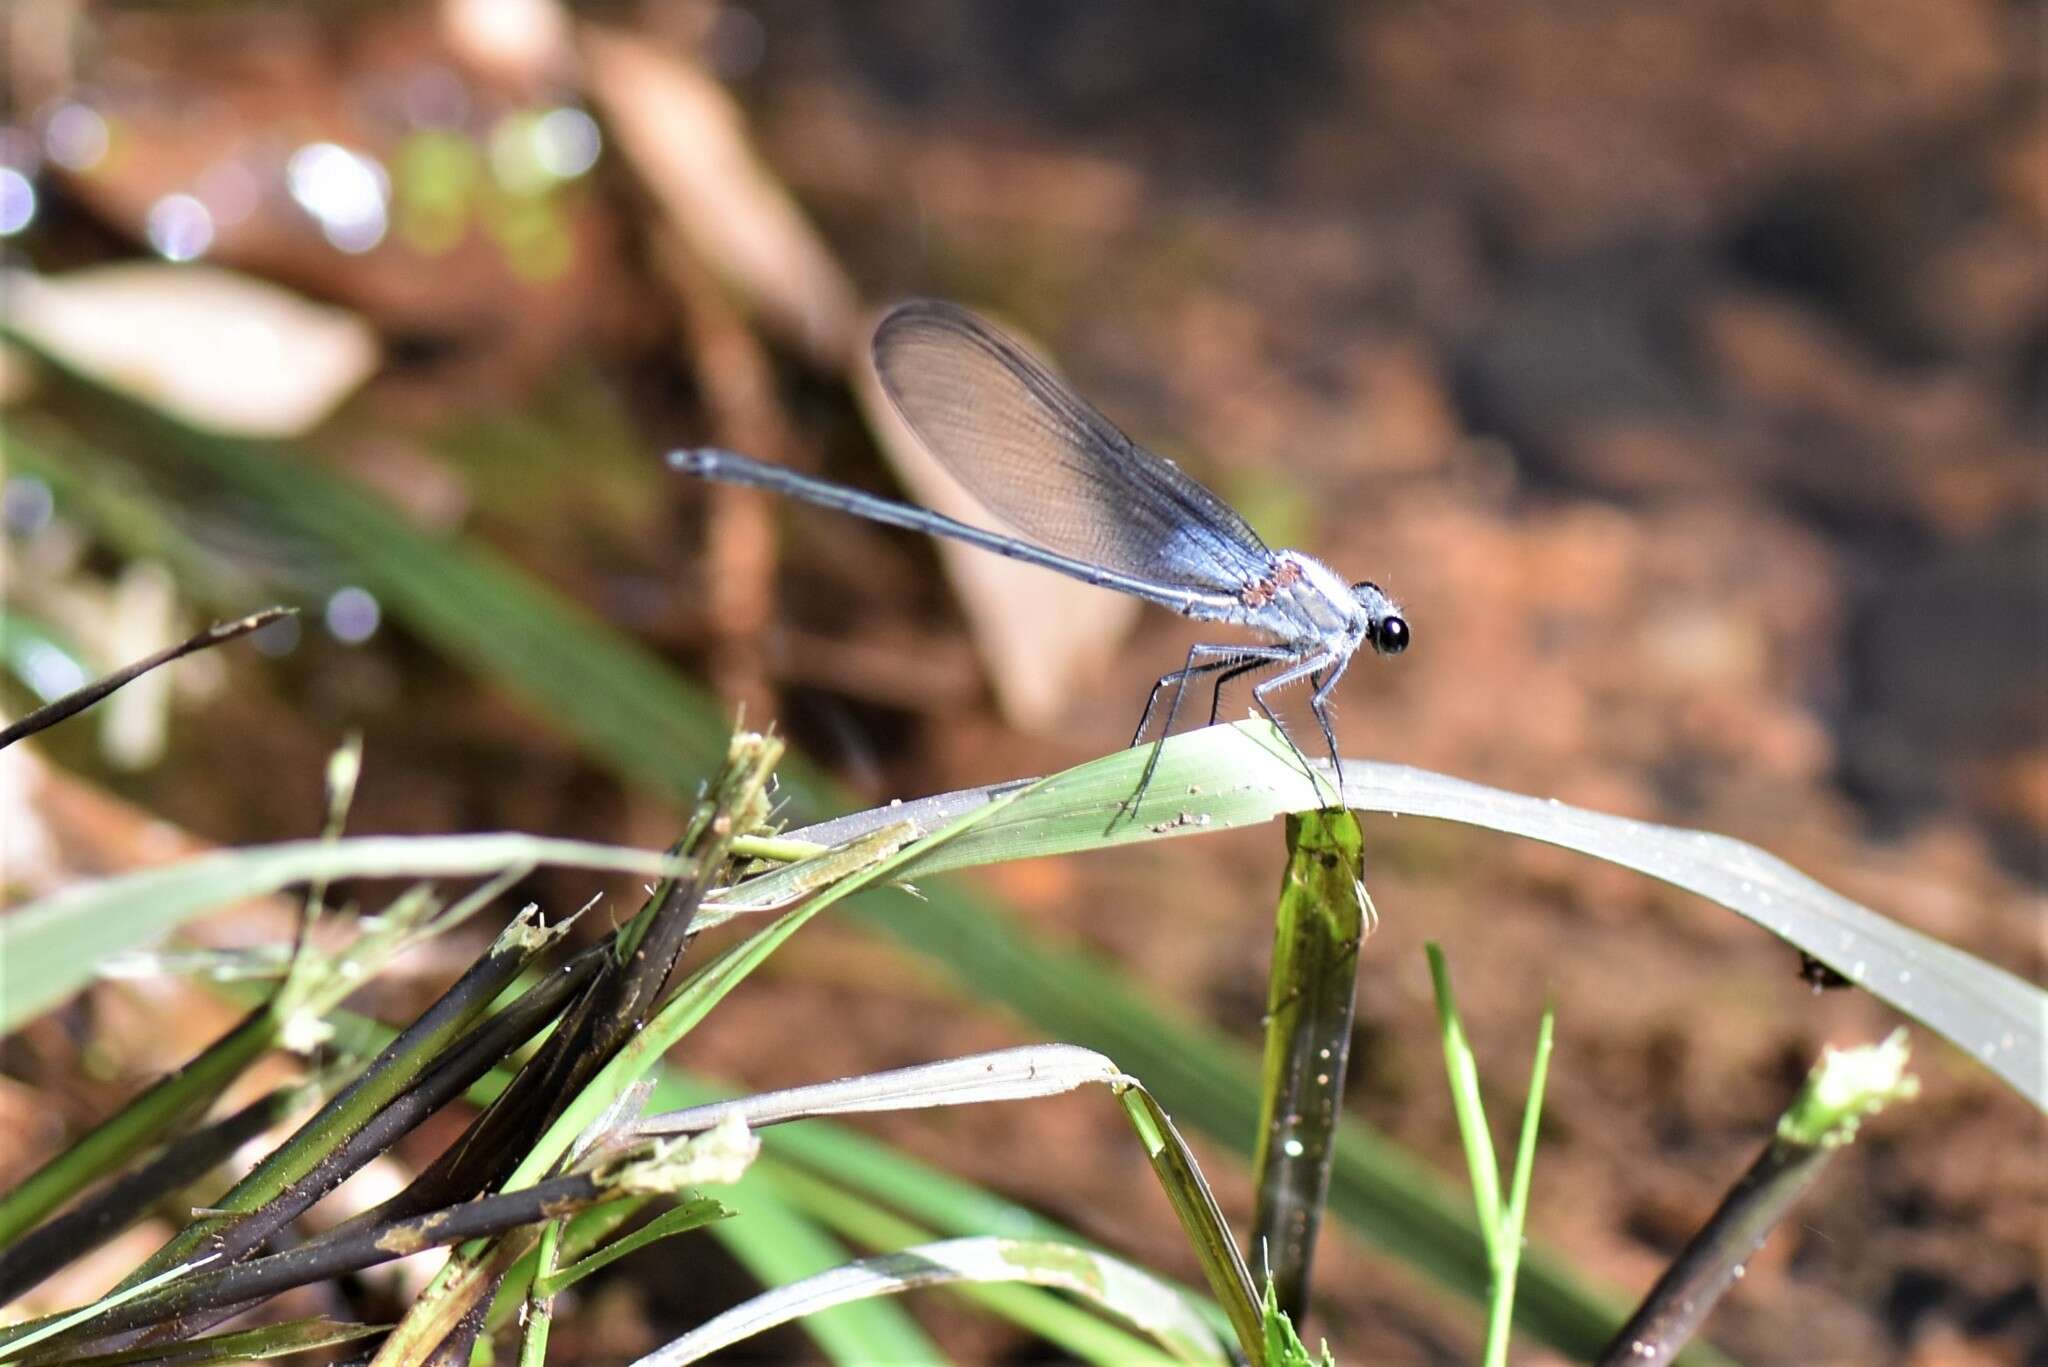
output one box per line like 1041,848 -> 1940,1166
636,1044 -> 1127,1136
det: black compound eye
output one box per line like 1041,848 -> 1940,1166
1375,615 -> 1410,655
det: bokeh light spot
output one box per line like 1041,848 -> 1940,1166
0,168 -> 35,235
325,586 -> 381,644
145,193 -> 214,261
288,142 -> 390,253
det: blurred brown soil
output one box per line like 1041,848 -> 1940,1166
6,3 -> 2044,1363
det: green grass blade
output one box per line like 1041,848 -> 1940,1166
535,1198 -> 730,1297
0,834 -> 683,1033
31,1315 -> 386,1366
1121,1087 -> 1264,1365
1491,1004 -> 1555,1367
1427,944 -> 1504,1251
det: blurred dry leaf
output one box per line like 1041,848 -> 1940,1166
853,311 -> 1139,731
2,264 -> 378,437
100,563 -> 182,770
440,0 -> 573,86
0,736 -> 223,907
580,22 -> 860,369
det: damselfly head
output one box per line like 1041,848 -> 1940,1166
1351,581 -> 1410,656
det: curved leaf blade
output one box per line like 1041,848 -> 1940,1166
794,723 -> 2044,1110
629,1236 -> 1226,1367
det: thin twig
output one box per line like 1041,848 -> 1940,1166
1596,1033 -> 1917,1366
23,1169 -> 629,1350
0,607 -> 293,750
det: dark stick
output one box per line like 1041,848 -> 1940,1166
215,940 -> 610,1261
1596,1031 -> 1916,1366
99,905 -> 582,1301
1595,1137 -> 1832,1366
125,942 -> 610,1349
0,1085 -> 304,1301
0,607 -> 293,750
21,1169 -> 627,1350
369,741 -> 767,1226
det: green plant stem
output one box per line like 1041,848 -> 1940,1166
1251,809 -> 1370,1322
0,1083 -> 306,1302
0,1004 -> 274,1249
517,1220 -> 561,1367
120,904 -> 571,1289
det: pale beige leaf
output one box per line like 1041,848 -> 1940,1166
581,23 -> 860,370
3,264 -> 378,436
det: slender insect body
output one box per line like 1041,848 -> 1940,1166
670,299 -> 1411,807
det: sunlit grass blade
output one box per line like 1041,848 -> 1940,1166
0,833 -> 683,1033
813,723 -> 2042,1110
706,1169 -> 946,1366
636,1044 -> 1126,1136
1498,1002 -> 1555,1363
762,1158 -> 1199,1366
1428,943 -> 1554,1367
0,1253 -> 214,1361
1252,808 -> 1371,1321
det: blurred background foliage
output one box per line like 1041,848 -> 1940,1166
1,0 -> 2041,1362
